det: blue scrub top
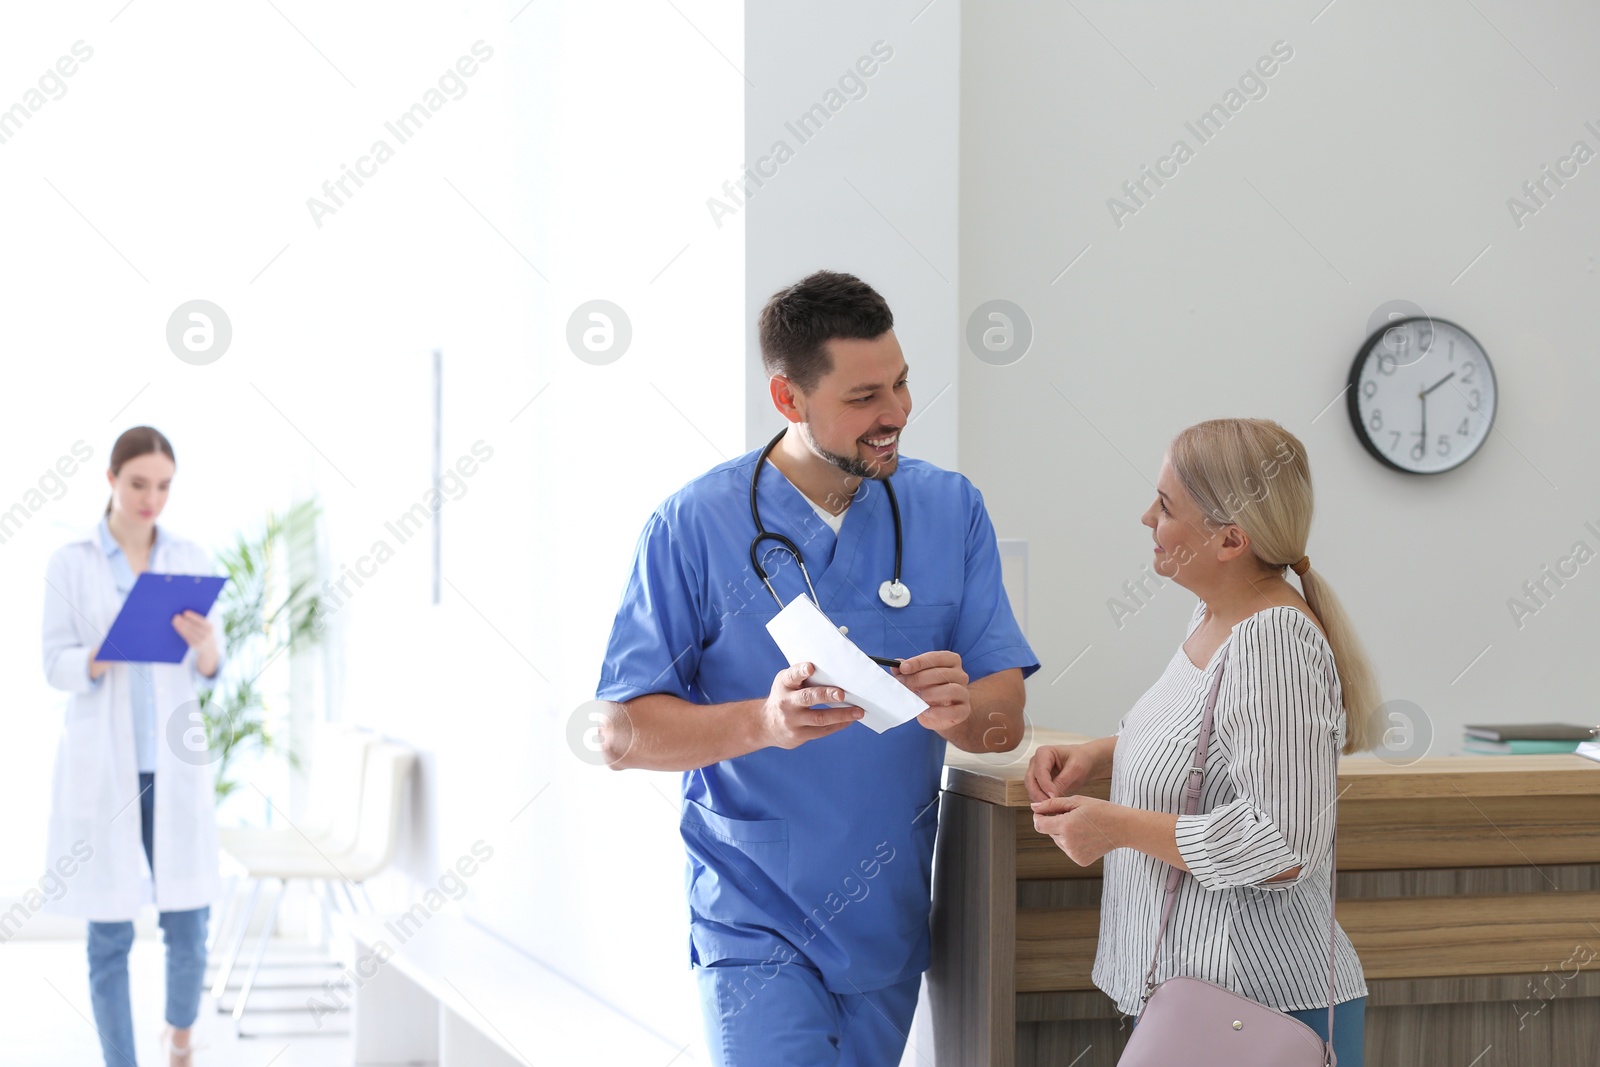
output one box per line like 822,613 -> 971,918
598,447 -> 1039,993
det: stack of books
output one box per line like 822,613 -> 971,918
1463,723 -> 1599,755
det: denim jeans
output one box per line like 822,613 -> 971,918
87,772 -> 210,1067
1287,995 -> 1366,1067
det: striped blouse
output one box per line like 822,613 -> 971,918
1091,600 -> 1368,1016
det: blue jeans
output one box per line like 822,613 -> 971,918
1287,995 -> 1366,1067
87,772 -> 210,1067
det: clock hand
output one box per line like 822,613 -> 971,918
1421,371 -> 1456,397
1420,392 -> 1427,458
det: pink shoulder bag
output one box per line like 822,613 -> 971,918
1116,648 -> 1340,1067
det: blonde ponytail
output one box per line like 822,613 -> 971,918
1169,418 -> 1379,754
1295,566 -> 1380,753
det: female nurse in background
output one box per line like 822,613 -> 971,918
40,426 -> 226,1067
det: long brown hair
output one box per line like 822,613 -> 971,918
105,426 -> 176,516
1168,418 -> 1380,754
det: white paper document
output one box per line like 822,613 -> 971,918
764,595 -> 929,733
1575,740 -> 1600,765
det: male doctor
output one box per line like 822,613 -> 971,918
596,270 -> 1038,1065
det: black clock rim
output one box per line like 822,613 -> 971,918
1345,316 -> 1497,476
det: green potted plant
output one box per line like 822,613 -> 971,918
200,498 -> 322,800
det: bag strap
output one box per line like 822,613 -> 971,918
1137,648 -> 1228,1009
1137,646 -> 1341,1066
1326,831 -> 1338,1063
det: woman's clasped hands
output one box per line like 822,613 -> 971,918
1026,739 -> 1121,867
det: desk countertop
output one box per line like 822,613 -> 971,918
943,728 -> 1600,808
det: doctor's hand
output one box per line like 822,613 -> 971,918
759,662 -> 866,750
171,610 -> 215,651
171,610 -> 221,678
88,646 -> 111,681
895,651 -> 971,734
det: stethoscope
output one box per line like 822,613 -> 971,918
749,430 -> 912,655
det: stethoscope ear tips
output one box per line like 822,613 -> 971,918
878,579 -> 911,608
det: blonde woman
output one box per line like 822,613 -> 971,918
1028,419 -> 1375,1066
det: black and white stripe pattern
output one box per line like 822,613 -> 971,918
1091,600 -> 1368,1015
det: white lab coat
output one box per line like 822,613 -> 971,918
40,524 -> 226,921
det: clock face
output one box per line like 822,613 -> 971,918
1346,317 -> 1497,474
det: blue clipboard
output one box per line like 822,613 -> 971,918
96,572 -> 229,664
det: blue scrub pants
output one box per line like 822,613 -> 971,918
87,772 -> 210,1067
697,955 -> 920,1067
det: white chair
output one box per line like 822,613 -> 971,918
208,723 -> 376,961
217,722 -> 375,855
220,741 -> 417,1031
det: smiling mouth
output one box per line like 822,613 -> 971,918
863,432 -> 899,452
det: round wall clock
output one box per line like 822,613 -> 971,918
1346,317 -> 1497,474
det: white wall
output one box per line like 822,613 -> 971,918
15,1 -> 1599,1060
0,0 -> 737,1056
739,6 -> 962,1062
447,1 -> 964,1052
958,0 -> 1600,752
0,1 -> 362,885
744,1 -> 961,463
321,0 -> 747,1056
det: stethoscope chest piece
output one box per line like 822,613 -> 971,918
878,579 -> 911,608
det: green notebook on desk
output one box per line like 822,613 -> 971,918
1463,738 -> 1582,755
1463,723 -> 1598,743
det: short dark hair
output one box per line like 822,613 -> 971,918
758,271 -> 894,393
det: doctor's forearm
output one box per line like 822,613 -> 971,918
603,693 -> 767,771
45,646 -> 103,692
941,670 -> 1026,754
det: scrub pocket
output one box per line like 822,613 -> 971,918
895,807 -> 941,940
879,603 -> 958,662
681,798 -> 790,928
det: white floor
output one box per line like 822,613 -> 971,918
0,937 -> 352,1067
1,933 -> 940,1066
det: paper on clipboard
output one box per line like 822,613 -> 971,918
764,594 -> 928,734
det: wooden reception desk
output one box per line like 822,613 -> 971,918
930,731 -> 1600,1067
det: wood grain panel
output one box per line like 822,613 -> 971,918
1010,796 -> 1600,881
1341,892 -> 1600,981
1338,796 -> 1600,868
1015,907 -> 1100,993
1013,892 -> 1600,993
1018,970 -> 1600,1020
930,791 -> 1017,1067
